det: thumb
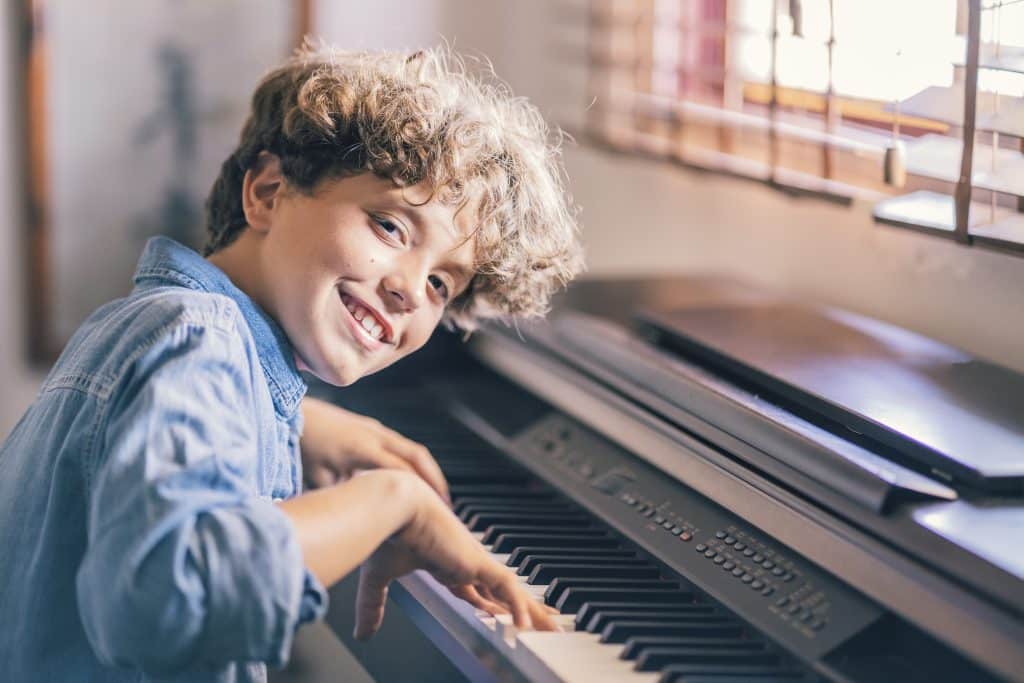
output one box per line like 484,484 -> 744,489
353,564 -> 391,640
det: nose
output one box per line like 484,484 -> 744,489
382,255 -> 427,313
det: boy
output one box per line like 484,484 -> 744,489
0,45 -> 583,681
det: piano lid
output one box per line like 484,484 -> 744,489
637,299 -> 1024,492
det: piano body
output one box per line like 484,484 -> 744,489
310,276 -> 1024,683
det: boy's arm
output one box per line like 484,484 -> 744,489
77,318 -> 325,674
299,396 -> 449,502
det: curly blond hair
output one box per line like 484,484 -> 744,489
204,42 -> 583,330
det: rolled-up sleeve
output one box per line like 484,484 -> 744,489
76,317 -> 327,675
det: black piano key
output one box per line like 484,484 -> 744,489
634,648 -> 781,673
491,534 -> 620,554
600,620 -> 740,644
658,664 -> 809,683
506,547 -> 636,567
574,601 -> 703,629
581,607 -> 721,633
517,554 -> 647,576
544,577 -> 680,605
468,513 -> 592,532
554,588 -> 695,614
449,484 -> 553,498
445,471 -> 529,485
481,525 -> 607,546
527,563 -> 661,585
622,638 -> 765,661
456,502 -> 571,520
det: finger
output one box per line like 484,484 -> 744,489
307,464 -> 340,490
450,584 -> 508,616
353,566 -> 391,640
390,439 -> 450,504
527,597 -> 561,631
492,577 -> 532,631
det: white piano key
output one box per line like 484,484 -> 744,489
515,631 -> 660,683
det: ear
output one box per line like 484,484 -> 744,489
241,151 -> 286,234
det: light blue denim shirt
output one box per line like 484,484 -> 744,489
0,237 -> 327,682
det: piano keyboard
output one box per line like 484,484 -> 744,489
381,397 -> 821,683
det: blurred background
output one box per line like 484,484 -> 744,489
3,0 -> 1024,438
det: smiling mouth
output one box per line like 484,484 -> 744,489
339,292 -> 393,344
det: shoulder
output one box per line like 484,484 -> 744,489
49,286 -> 256,398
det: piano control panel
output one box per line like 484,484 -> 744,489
514,412 -> 884,662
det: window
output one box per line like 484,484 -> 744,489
583,0 -> 1024,254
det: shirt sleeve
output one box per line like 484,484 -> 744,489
75,316 -> 327,675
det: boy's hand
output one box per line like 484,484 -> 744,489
300,397 -> 449,503
353,475 -> 559,640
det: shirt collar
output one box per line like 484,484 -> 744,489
133,236 -> 306,418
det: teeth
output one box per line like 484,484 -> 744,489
342,293 -> 387,342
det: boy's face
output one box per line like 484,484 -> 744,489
247,161 -> 477,386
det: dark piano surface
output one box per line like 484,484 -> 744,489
311,274 -> 1024,683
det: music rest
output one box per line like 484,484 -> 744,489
638,301 -> 1024,492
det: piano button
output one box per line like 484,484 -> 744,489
582,607 -> 720,634
712,556 -> 726,565
653,516 -> 666,524
776,597 -> 790,607
518,554 -> 646,576
772,567 -> 785,576
555,588 -> 695,614
731,568 -> 744,577
751,580 -> 765,590
678,532 -> 693,542
724,536 -> 736,544
545,578 -> 680,606
507,546 -> 634,567
762,560 -> 776,569
600,620 -> 739,644
575,602 -> 705,631
489,533 -> 619,554
714,531 -> 727,539
742,549 -> 755,557
741,574 -> 754,584
634,648 -> 780,672
527,563 -> 660,585
786,604 -> 801,615
703,550 -> 716,559
733,542 -> 746,551
695,544 -> 708,552
670,526 -> 683,535
753,554 -> 765,562
658,664 -> 809,682
762,586 -> 775,596
722,562 -> 736,571
644,509 -> 656,518
783,573 -> 795,582
661,521 -> 674,530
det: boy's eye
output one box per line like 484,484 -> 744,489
428,274 -> 450,301
372,215 -> 402,238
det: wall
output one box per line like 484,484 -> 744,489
436,0 -> 1024,373
0,2 -> 47,437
